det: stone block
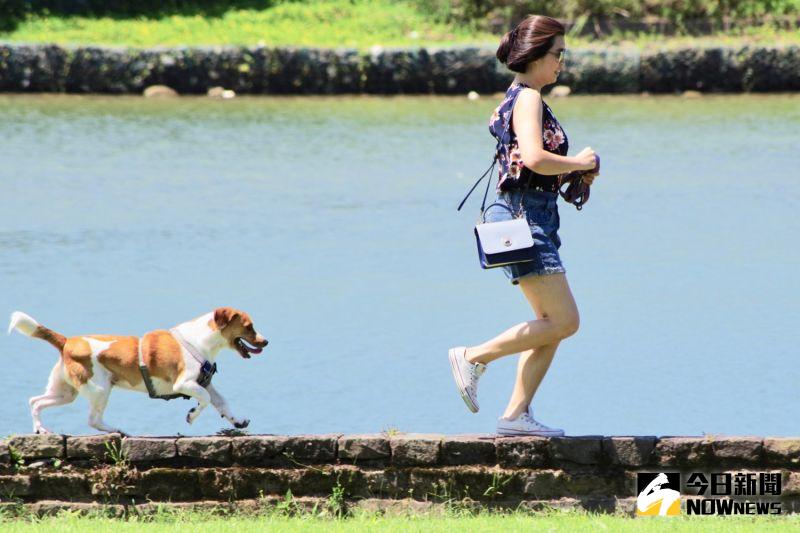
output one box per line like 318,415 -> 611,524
28,501 -> 125,518
337,435 -> 390,461
441,436 -> 495,465
764,438 -> 800,466
176,437 -> 232,464
782,471 -> 800,496
549,437 -> 603,465
736,46 -> 800,92
496,437 -> 548,467
449,466 -> 524,501
566,48 -> 641,94
362,469 -> 409,499
8,435 -> 65,460
640,47 -> 738,93
615,496 -> 638,517
603,437 -> 656,466
283,435 -> 339,464
354,498 -> 435,515
31,472 -> 91,499
390,434 -> 442,466
138,468 -> 203,501
524,469 -> 618,499
121,437 -> 176,463
523,470 -> 567,498
406,467 -> 448,498
66,434 -> 122,460
0,474 -> 32,496
284,466 -> 339,496
519,497 -> 583,512
710,437 -> 763,464
231,436 -> 289,465
216,468 -> 288,499
778,496 -> 800,514
0,441 -> 8,465
331,465 -> 369,498
655,437 -> 713,467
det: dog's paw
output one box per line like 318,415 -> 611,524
186,407 -> 197,424
233,418 -> 250,429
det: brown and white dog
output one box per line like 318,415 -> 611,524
7,307 -> 268,434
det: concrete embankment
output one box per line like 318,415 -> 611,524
0,44 -> 797,94
1,433 -> 799,516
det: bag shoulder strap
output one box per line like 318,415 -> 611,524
457,84 -> 536,215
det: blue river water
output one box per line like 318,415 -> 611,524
1,92 -> 798,438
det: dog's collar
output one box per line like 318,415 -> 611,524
169,327 -> 211,366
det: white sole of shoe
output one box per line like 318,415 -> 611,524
448,348 -> 478,413
496,427 -> 565,437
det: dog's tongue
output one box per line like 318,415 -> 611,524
248,345 -> 263,355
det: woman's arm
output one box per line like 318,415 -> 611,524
512,88 -> 596,175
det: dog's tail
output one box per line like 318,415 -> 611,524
8,311 -> 66,352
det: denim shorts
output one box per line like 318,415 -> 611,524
483,190 -> 566,285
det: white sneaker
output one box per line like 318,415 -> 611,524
496,407 -> 565,437
448,346 -> 486,413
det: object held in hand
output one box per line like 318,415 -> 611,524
559,154 -> 599,210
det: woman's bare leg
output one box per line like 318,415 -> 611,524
501,342 -> 559,419
499,273 -> 578,419
465,273 -> 579,365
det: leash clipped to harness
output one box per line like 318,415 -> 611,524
137,328 -> 218,401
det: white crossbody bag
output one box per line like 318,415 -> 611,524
457,92 -> 535,269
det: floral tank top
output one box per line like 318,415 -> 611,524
488,81 -> 569,193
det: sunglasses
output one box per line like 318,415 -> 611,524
547,49 -> 567,63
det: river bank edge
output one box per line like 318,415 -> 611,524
1,43 -> 797,95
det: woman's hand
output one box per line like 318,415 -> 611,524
574,147 -> 597,171
581,171 -> 599,185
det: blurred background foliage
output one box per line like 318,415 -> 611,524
0,0 -> 797,46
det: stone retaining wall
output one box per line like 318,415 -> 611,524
1,434 -> 799,516
0,44 -> 797,94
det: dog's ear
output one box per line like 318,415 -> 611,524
213,307 -> 240,330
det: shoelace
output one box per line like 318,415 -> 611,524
468,363 -> 486,388
520,412 -> 550,430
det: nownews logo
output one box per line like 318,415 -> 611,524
636,473 -> 681,516
636,472 -> 782,516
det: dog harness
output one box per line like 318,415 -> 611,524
137,328 -> 218,401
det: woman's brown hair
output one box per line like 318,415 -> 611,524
496,15 -> 566,73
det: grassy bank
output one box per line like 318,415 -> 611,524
1,509 -> 799,533
0,0 -> 797,50
0,0 -> 495,49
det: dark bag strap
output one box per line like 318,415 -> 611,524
457,87 -> 534,216
457,153 -> 498,212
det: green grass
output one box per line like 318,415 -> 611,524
573,24 -> 800,51
0,0 -> 496,49
1,509 -> 799,532
0,0 -> 797,50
